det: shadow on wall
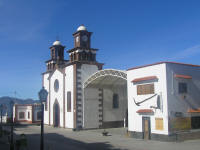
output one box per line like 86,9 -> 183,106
188,81 -> 200,108
20,132 -> 127,150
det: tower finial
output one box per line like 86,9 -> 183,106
77,24 -> 87,31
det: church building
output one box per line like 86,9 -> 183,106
43,25 -> 128,129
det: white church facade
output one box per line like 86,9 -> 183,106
42,25 -> 128,129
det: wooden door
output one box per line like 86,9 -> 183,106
53,102 -> 60,127
143,117 -> 151,140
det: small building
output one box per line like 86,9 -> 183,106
127,62 -> 200,141
13,103 -> 41,124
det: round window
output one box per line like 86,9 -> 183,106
54,79 -> 59,92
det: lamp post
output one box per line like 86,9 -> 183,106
38,87 -> 48,150
10,100 -> 14,150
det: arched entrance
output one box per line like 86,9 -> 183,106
83,69 -> 127,129
53,100 -> 60,127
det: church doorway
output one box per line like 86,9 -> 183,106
53,100 -> 60,127
83,69 -> 127,129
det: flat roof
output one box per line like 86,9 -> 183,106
127,61 -> 200,71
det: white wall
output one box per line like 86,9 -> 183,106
65,65 -> 74,128
81,64 -> 99,128
17,105 -> 32,122
127,63 -> 169,135
81,64 -> 98,82
50,69 -> 64,127
166,63 -> 200,119
43,73 -> 50,124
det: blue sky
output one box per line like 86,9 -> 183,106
0,0 -> 200,99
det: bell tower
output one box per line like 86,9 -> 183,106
73,25 -> 92,49
46,40 -> 66,71
67,25 -> 97,63
50,40 -> 65,61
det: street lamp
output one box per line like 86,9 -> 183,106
38,87 -> 48,150
10,100 -> 14,150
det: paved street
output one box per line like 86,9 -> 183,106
1,125 -> 200,150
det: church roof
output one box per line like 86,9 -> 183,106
53,40 -> 62,46
77,25 -> 87,31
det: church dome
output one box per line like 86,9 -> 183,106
77,25 -> 87,31
53,40 -> 61,46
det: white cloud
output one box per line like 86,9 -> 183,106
169,44 -> 200,60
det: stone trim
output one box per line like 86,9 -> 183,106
98,89 -> 103,127
49,75 -> 51,125
76,67 -> 83,129
73,64 -> 77,129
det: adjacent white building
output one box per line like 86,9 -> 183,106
13,104 -> 41,123
127,62 -> 200,141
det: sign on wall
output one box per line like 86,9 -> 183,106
155,118 -> 164,130
169,117 -> 191,131
137,84 -> 154,95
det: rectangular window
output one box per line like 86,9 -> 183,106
137,84 -> 154,95
67,91 -> 71,112
113,93 -> 119,108
179,82 -> 187,94
28,112 -> 30,119
19,112 -> 25,119
155,118 -> 164,130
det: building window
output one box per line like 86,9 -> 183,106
54,79 -> 59,92
28,112 -> 30,119
113,93 -> 119,109
67,91 -> 71,112
137,84 -> 155,95
37,111 -> 42,120
19,112 -> 25,119
179,82 -> 187,94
